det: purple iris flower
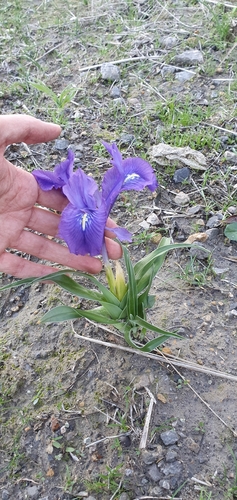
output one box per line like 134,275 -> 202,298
32,144 -> 158,257
32,150 -> 74,191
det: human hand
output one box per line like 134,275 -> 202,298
0,114 -> 121,278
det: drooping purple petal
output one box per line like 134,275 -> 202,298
62,169 -> 100,209
32,149 -> 74,191
59,202 -> 108,256
102,143 -> 158,211
121,158 -> 158,192
105,225 -> 133,242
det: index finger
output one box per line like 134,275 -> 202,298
0,114 -> 61,149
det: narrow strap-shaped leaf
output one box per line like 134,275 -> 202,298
139,335 -> 176,352
41,304 -> 122,325
41,305 -> 81,322
123,245 -> 138,318
134,315 -> 181,338
47,273 -> 103,301
134,241 -> 192,281
100,301 -> 123,320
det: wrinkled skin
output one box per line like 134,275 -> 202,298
0,114 -> 121,278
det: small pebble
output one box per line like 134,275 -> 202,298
160,430 -> 179,445
54,138 -> 69,150
173,167 -> 191,183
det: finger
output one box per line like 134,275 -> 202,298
0,251 -> 69,278
16,230 -> 103,274
0,115 -> 61,149
105,236 -> 122,259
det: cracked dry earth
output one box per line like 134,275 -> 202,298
1,0 -> 237,499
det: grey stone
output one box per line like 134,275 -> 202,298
88,497 -> 97,500
150,486 -> 163,495
54,138 -> 69,150
160,430 -> 179,445
110,85 -> 121,98
2,491 -> 10,500
25,486 -> 39,499
119,493 -> 130,500
101,63 -> 120,81
146,213 -> 160,225
39,497 -> 49,500
205,228 -> 219,240
228,206 -> 237,215
162,460 -> 183,476
159,479 -> 171,490
224,151 -> 237,163
166,448 -> 178,462
189,242 -> 210,260
161,65 -> 176,77
125,468 -> 133,476
173,167 -> 191,183
174,191 -> 190,206
161,35 -> 179,48
148,463 -> 162,482
186,204 -> 202,215
174,49 -> 204,66
213,267 -> 229,275
119,133 -> 135,145
175,70 -> 195,83
142,445 -> 164,465
206,213 -> 223,228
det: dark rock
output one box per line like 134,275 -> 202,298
110,86 -> 121,98
173,167 -> 191,183
206,214 -> 223,228
161,460 -> 183,476
119,133 -> 135,145
147,463 -> 162,482
166,448 -> 178,462
189,243 -> 210,260
2,491 -> 10,500
142,445 -> 164,465
160,430 -> 179,445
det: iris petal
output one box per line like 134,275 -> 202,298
121,158 -> 158,192
32,149 -> 75,191
59,202 -> 108,256
63,169 -> 100,209
102,141 -> 123,172
105,225 -> 133,242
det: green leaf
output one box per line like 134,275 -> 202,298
224,222 -> 237,242
123,245 -> 138,318
48,273 -> 103,301
100,301 -> 123,320
41,305 -> 81,322
134,239 -> 192,283
0,269 -> 121,307
134,315 -> 181,339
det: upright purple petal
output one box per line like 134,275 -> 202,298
62,169 -> 100,209
101,165 -> 124,212
59,202 -> 108,256
32,149 -> 75,191
102,141 -> 123,173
